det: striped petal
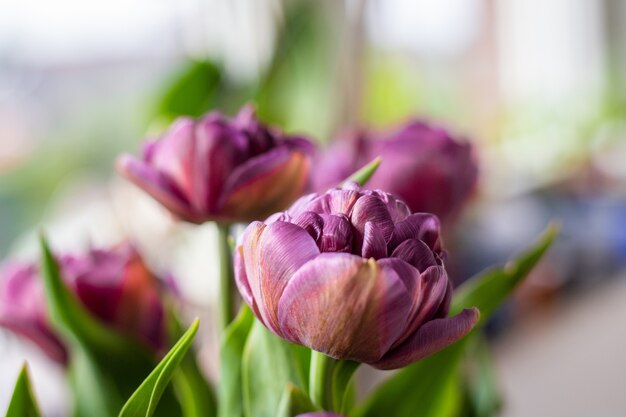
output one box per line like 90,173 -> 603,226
371,307 -> 479,370
219,146 -> 310,221
391,239 -> 438,272
244,221 -> 320,335
362,221 -> 387,259
277,254 -> 412,363
389,213 -> 442,252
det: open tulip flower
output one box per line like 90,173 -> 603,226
0,243 -> 167,362
117,105 -> 315,224
313,120 -> 478,227
235,182 -> 479,370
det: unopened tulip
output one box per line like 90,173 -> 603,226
0,244 -> 167,362
117,105 -> 314,224
313,120 -> 478,227
235,182 -> 478,370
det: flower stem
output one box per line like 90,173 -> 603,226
309,351 -> 336,410
217,222 -> 234,331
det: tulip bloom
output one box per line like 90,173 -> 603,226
235,183 -> 478,370
117,105 -> 314,224
313,120 -> 478,227
0,244 -> 167,362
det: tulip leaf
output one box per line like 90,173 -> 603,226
353,224 -> 557,417
119,319 -> 200,417
450,223 -> 559,321
342,157 -> 381,187
5,364 -> 42,417
242,320 -> 310,417
218,305 -> 254,417
39,234 -> 143,356
276,384 -> 318,417
460,335 -> 502,417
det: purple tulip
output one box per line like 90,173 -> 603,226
117,105 -> 315,224
0,244 -> 167,362
235,182 -> 479,370
313,120 -> 478,227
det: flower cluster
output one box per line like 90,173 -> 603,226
235,182 -> 478,369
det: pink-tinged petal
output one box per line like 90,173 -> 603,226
249,221 -> 320,335
351,194 -> 395,244
150,118 -> 196,197
293,211 -> 324,242
219,146 -> 310,221
285,193 -> 318,218
362,221 -> 387,259
305,188 -> 361,216
371,307 -> 479,370
389,213 -> 442,253
391,239 -> 437,272
319,214 -> 353,253
364,189 -> 411,223
277,254 -> 412,363
116,155 -> 199,223
240,222 -> 270,327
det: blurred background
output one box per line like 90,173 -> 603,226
1,0 -> 626,416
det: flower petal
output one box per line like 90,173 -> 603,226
116,155 -> 198,222
277,254 -> 412,363
362,221 -> 387,259
319,214 -> 353,253
371,307 -> 479,370
247,221 -> 320,335
351,195 -> 395,244
219,146 -> 310,221
238,222 -> 269,326
293,211 -> 324,242
391,239 -> 437,272
389,213 -> 442,253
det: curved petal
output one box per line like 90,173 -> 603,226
362,221 -> 387,259
293,211 -> 324,242
116,155 -> 198,222
246,221 -> 320,335
371,308 -> 479,370
277,254 -> 412,363
389,213 -> 442,253
391,239 -> 437,272
319,214 -> 353,253
351,194 -> 395,244
219,146 -> 310,221
239,222 -> 269,326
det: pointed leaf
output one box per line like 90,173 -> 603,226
341,157 -> 381,187
119,319 -> 200,417
353,224 -> 557,417
218,306 -> 254,417
5,364 -> 42,417
242,320 -> 310,417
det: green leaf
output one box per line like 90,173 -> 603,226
157,60 -> 222,118
276,384 -> 318,417
119,319 -> 200,417
218,306 -> 254,417
341,157 -> 381,187
242,320 -> 309,417
331,361 -> 359,414
353,224 -> 558,417
5,364 -> 42,417
451,223 -> 559,322
39,234 -> 143,357
460,335 -> 502,417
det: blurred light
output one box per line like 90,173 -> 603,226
366,0 -> 483,59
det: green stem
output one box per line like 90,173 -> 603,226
309,351 -> 336,411
217,222 -> 234,331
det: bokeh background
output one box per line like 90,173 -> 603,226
1,0 -> 626,416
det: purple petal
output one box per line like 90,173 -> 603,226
391,239 -> 437,272
277,254 -> 412,363
371,307 -> 479,370
245,221 -> 320,335
219,145 -> 310,221
319,214 -> 353,253
305,188 -> 361,217
116,155 -> 198,222
389,213 -> 442,253
293,211 -> 324,242
362,221 -> 387,259
351,194 -> 395,244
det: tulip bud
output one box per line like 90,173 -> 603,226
313,120 -> 478,227
0,244 -> 167,362
235,183 -> 478,370
117,105 -> 315,224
